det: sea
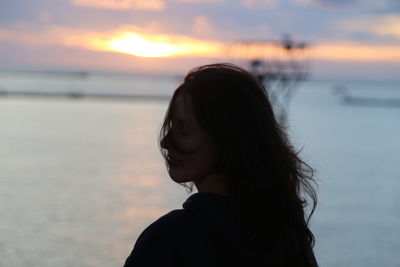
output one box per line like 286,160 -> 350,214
0,70 -> 399,267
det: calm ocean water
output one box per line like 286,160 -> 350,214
0,72 -> 399,267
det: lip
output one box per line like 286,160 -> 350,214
167,154 -> 183,166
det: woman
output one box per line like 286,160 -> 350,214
124,63 -> 318,267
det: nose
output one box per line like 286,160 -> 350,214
160,131 -> 171,150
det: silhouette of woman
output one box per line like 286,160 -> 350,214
124,63 -> 318,267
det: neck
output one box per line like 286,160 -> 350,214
194,173 -> 229,196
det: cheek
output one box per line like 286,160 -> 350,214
177,140 -> 201,154
172,132 -> 203,154
190,143 -> 218,165
180,139 -> 219,175
168,135 -> 219,181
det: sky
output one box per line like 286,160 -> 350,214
0,0 -> 399,80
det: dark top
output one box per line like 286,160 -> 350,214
123,192 -> 317,267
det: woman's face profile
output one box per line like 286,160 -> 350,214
161,93 -> 220,190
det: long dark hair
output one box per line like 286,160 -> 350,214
159,63 -> 317,266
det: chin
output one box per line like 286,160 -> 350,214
168,167 -> 193,184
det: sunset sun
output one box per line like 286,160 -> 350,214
107,33 -> 176,57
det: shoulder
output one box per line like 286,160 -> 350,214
152,209 -> 190,227
124,209 -> 193,266
138,209 -> 191,241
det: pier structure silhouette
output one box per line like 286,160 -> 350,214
228,35 -> 311,124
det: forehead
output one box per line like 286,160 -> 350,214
172,93 -> 195,122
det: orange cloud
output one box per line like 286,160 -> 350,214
0,26 -> 224,58
174,0 -> 223,2
70,0 -> 164,11
1,25 -> 399,62
312,42 -> 400,62
293,0 -> 358,8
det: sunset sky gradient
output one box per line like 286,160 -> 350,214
1,0 -> 399,80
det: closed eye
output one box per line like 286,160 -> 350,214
173,119 -> 192,136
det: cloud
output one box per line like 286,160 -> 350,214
70,0 -> 164,11
192,16 -> 216,38
174,0 -> 223,2
293,0 -> 314,6
242,0 -> 277,8
293,0 -> 358,8
361,0 -> 391,9
293,0 -> 392,9
0,25 -> 224,58
312,41 -> 400,62
70,0 -> 222,11
339,14 -> 400,40
38,11 -> 52,23
1,23 -> 400,62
